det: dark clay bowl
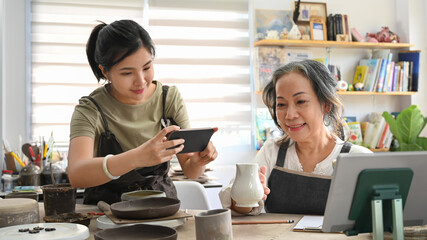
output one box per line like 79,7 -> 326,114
94,224 -> 177,240
43,212 -> 92,226
110,197 -> 180,220
5,191 -> 39,201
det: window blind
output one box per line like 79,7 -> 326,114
31,0 -> 252,165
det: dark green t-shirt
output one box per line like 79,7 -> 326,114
70,81 -> 190,156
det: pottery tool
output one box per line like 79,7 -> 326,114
232,219 -> 295,225
10,152 -> 25,168
28,146 -> 36,162
21,143 -> 33,161
45,131 -> 55,161
43,142 -> 48,159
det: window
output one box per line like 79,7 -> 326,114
30,0 -> 251,165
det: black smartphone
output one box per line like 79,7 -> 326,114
166,128 -> 214,154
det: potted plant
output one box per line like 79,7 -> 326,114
382,105 -> 427,151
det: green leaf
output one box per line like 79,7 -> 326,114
396,105 -> 425,144
382,111 -> 402,144
416,137 -> 427,150
398,142 -> 423,151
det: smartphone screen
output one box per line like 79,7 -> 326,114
167,128 -> 214,154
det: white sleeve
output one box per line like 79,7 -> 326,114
349,144 -> 373,153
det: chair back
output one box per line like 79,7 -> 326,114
174,181 -> 211,210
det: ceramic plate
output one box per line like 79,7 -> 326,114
94,224 -> 177,240
0,222 -> 89,240
110,197 -> 180,220
96,215 -> 186,229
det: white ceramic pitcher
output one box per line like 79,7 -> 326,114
231,163 -> 264,207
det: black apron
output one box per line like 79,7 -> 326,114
82,85 -> 178,205
264,140 -> 352,215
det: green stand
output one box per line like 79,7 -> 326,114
344,168 -> 413,239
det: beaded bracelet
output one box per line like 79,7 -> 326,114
102,154 -> 120,180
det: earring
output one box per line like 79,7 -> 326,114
323,114 -> 331,126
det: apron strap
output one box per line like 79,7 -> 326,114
161,85 -> 179,128
340,141 -> 352,153
83,96 -> 111,132
275,140 -> 290,167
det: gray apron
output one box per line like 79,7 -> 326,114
264,140 -> 352,215
82,86 -> 177,205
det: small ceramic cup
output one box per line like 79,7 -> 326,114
195,209 -> 233,240
120,190 -> 166,201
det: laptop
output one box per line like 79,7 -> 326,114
322,151 -> 427,233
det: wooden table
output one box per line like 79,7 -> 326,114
36,203 -> 375,239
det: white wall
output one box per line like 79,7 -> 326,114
407,0 -> 427,136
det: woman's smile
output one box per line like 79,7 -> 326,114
132,89 -> 144,94
287,123 -> 306,131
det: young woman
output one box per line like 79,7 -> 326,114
220,60 -> 371,215
67,20 -> 218,204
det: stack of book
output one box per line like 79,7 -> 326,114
352,49 -> 419,92
361,112 -> 393,150
327,13 -> 351,41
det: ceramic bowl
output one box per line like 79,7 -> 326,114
121,190 -> 166,201
94,224 -> 177,240
110,197 -> 180,220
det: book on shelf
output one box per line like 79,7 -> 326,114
363,112 -> 385,149
347,121 -> 363,146
335,14 -> 343,35
352,65 -> 369,87
344,116 -> 357,123
382,61 -> 395,92
391,63 -> 402,92
360,121 -> 368,140
375,58 -> 388,92
398,50 -> 420,91
376,123 -> 390,149
343,14 -> 351,41
359,59 -> 380,92
327,14 -> 334,41
368,117 -> 386,149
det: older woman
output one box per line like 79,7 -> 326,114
220,60 -> 371,215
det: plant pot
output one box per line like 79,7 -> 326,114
42,183 -> 76,216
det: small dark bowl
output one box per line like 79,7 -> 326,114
94,224 -> 177,240
43,212 -> 92,226
110,197 -> 180,220
5,191 -> 39,201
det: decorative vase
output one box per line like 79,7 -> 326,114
288,23 -> 302,40
231,163 -> 264,207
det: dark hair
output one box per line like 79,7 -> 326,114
262,59 -> 345,140
86,20 -> 156,82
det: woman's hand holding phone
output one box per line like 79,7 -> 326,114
135,125 -> 186,167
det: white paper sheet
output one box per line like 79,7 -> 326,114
293,215 -> 324,232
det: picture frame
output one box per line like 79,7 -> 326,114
293,1 -> 327,24
310,16 -> 327,41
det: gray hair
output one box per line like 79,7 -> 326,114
262,59 -> 345,141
